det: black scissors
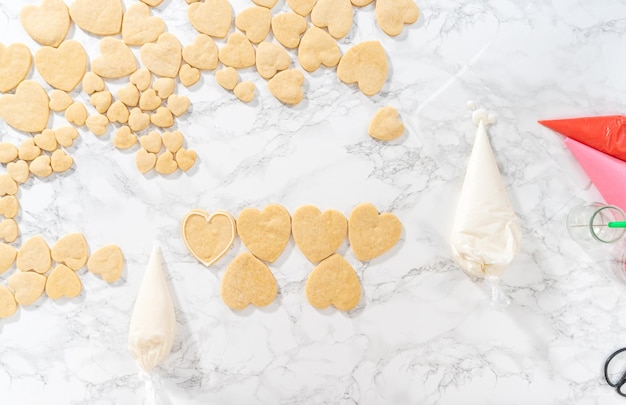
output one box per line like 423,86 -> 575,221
605,348 -> 626,396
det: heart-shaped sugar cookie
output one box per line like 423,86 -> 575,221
87,244 -> 124,283
139,89 -> 161,111
151,107 -> 174,128
0,174 -> 18,196
256,42 -> 290,80
337,41 -> 388,96
107,101 -> 130,124
20,0 -> 70,48
69,0 -> 123,36
65,102 -> 88,126
35,40 -> 87,92
311,0 -> 353,39
113,126 -> 138,149
0,43 -> 32,93
167,94 -> 190,117
236,7 -> 271,44
298,26 -> 341,72
86,114 -> 110,136
46,264 -> 82,299
130,68 -> 151,91
368,106 -> 404,141
267,69 -> 304,105
7,161 -> 29,185
187,0 -> 232,38
0,143 -> 18,164
163,130 -> 184,153
181,209 -> 236,266
140,33 -> 182,78
117,84 -> 139,107
30,155 -> 53,177
155,151 -> 177,174
122,3 -> 165,46
0,80 -> 49,132
182,35 -> 218,70
305,253 -> 361,311
179,64 -> 201,88
0,242 -> 16,274
0,196 -> 19,219
0,286 -> 17,318
176,148 -> 196,171
52,233 -> 88,270
221,251 -> 277,310
292,205 -> 347,263
51,149 -> 74,173
136,148 -> 157,173
49,90 -> 73,112
153,78 -> 175,99
348,203 -> 401,261
352,0 -> 374,5
128,108 -> 150,132
82,72 -> 105,95
233,81 -> 255,103
19,139 -> 42,161
253,0 -> 278,7
8,271 -> 46,306
215,67 -> 238,90
271,13 -> 307,49
237,204 -> 291,263
141,0 -> 164,6
140,131 -> 162,153
375,0 -> 419,36
34,129 -> 58,152
89,90 -> 112,114
92,38 -> 137,79
287,0 -> 316,16
0,219 -> 18,242
17,236 -> 51,274
55,126 -> 79,147
218,32 -> 256,69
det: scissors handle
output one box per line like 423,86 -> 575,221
605,347 -> 626,396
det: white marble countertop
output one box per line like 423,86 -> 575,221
2,0 -> 626,404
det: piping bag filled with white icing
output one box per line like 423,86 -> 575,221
128,242 -> 176,404
450,120 -> 522,308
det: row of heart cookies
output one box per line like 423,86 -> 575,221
0,234 -> 124,319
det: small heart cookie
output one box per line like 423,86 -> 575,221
305,253 -> 361,311
17,235 -> 51,274
82,72 -> 105,95
0,219 -> 19,243
130,68 -> 152,91
0,143 -> 18,163
86,114 -> 110,136
233,81 -> 255,103
139,88 -> 161,111
181,209 -> 236,266
348,203 -> 401,261
311,0 -> 353,39
287,0 -> 316,16
30,155 -> 53,177
237,204 -> 291,263
368,106 -> 404,141
0,242 -> 16,274
292,205 -> 347,263
236,7 -> 271,44
117,84 -> 140,107
139,131 -> 162,153
153,78 -> 175,99
187,0 -> 232,38
52,233 -> 88,270
0,286 -> 17,318
128,108 -> 150,132
218,32 -> 256,69
0,80 -> 49,132
19,139 -> 42,161
107,100 -> 130,124
87,244 -> 124,283
0,196 -> 19,219
20,0 -> 70,48
0,174 -> 18,196
51,149 -> 74,172
221,251 -> 277,310
49,90 -> 73,112
337,41 -> 388,96
92,38 -> 137,79
89,90 -> 112,114
35,40 -> 87,92
256,42 -> 290,80
167,94 -> 190,117
151,107 -> 174,128
7,161 -> 29,185
136,148 -> 157,173
69,0 -> 123,36
162,130 -> 184,153
8,271 -> 46,306
122,2 -> 165,46
179,64 -> 201,87
0,43 -> 32,93
113,126 -> 138,149
298,27 -> 341,72
182,35 -> 218,70
267,69 -> 304,105
140,33 -> 182,78
215,67 -> 238,90
65,102 -> 88,126
55,126 -> 79,147
46,264 -> 82,299
271,13 -> 307,49
175,148 -> 196,171
34,129 -> 58,152
155,151 -> 177,174
375,0 -> 419,36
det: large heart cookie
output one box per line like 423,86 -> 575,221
298,26 -> 341,72
218,32 -> 255,69
267,69 -> 304,105
140,33 -> 182,78
0,80 -> 49,133
181,209 -> 237,267
187,0 -> 232,39
235,7 -> 271,44
368,106 -> 404,141
52,233 -> 89,270
375,0 -> 419,36
311,0 -> 353,39
183,35 -> 218,70
221,251 -> 277,310
91,38 -> 137,79
87,244 -> 124,283
17,235 -> 51,274
305,253 -> 361,311
337,41 -> 387,96
35,40 -> 87,92
0,285 -> 17,318
271,13 -> 307,49
69,0 -> 123,36
237,204 -> 291,263
46,264 -> 82,299
256,42 -> 290,79
348,203 -> 401,261
8,271 -> 46,306
122,3 -> 165,46
0,43 -> 31,93
292,205 -> 347,263
20,0 -> 70,48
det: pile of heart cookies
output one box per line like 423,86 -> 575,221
181,203 -> 402,311
0,233 -> 124,319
